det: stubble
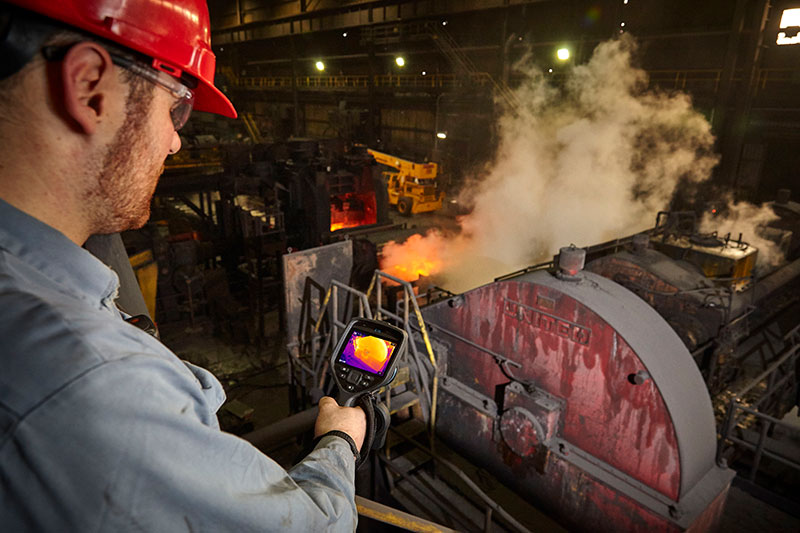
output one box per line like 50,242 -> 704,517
85,79 -> 164,234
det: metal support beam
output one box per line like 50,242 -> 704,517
367,39 -> 377,144
721,0 -> 772,193
84,233 -> 150,319
211,0 -> 553,44
712,0 -> 748,137
291,36 -> 300,136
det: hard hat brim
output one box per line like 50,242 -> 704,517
194,80 -> 237,119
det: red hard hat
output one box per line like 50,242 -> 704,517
6,0 -> 237,118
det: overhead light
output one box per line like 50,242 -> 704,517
436,132 -> 447,139
556,48 -> 570,61
442,20 -> 448,26
548,68 -> 553,73
342,32 -> 348,37
781,8 -> 800,26
620,21 -> 626,27
315,61 -> 325,71
422,70 -> 427,75
395,56 -> 405,67
777,8 -> 800,45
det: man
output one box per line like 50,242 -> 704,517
0,1 -> 366,531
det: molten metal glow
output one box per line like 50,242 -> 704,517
381,233 -> 444,282
330,192 -> 377,232
330,218 -> 371,231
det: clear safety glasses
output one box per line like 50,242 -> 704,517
109,53 -> 195,131
43,44 -> 195,131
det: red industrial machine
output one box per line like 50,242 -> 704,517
283,213 -> 800,531
584,215 -> 800,394
418,247 -> 735,531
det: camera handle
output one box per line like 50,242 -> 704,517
354,393 -> 390,469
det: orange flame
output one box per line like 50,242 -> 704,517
331,221 -> 362,231
330,193 -> 377,232
380,232 -> 444,282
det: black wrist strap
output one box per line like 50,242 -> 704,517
315,430 -> 360,464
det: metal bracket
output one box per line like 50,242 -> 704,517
501,381 -> 564,446
439,375 -> 498,418
549,438 -> 733,527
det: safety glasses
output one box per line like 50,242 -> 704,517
43,44 -> 195,131
109,53 -> 194,131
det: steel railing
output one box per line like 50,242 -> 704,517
230,68 -> 799,94
285,270 -> 540,532
718,323 -> 800,483
234,72 -> 494,91
287,270 -> 437,427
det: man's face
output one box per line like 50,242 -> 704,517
85,76 -> 181,234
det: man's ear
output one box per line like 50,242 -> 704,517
61,42 -> 116,135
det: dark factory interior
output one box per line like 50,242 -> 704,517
52,0 -> 800,531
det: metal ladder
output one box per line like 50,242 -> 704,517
428,23 -> 521,113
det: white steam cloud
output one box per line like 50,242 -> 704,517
699,197 -> 786,271
382,36 -> 720,292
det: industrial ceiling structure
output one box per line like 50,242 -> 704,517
203,0 -> 800,201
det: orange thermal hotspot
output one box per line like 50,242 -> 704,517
354,336 -> 389,372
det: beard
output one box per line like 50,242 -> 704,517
85,82 -> 165,235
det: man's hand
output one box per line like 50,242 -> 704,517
314,396 -> 367,450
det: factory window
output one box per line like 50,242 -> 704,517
776,8 -> 800,45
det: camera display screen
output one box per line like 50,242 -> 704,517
337,330 -> 397,376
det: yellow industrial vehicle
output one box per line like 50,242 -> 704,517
367,149 -> 444,215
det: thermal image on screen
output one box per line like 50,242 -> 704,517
339,331 -> 396,375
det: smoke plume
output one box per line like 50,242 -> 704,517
381,36 -> 720,292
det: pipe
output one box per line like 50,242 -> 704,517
241,407 -> 317,452
355,496 -> 459,533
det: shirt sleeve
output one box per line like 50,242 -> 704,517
18,353 -> 358,533
181,359 -> 227,417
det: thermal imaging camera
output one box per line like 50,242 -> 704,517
330,318 -> 407,407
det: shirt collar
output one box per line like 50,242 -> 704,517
0,199 -> 119,306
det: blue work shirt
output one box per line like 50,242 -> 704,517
0,199 -> 357,532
